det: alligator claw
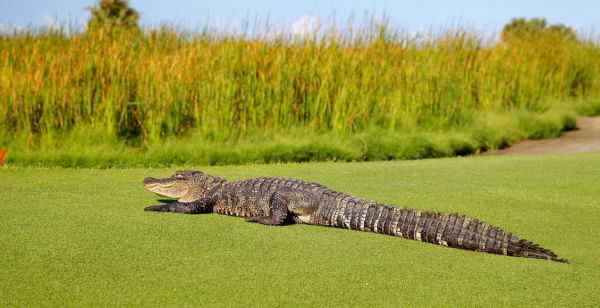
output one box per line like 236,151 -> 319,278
245,216 -> 259,222
144,205 -> 170,212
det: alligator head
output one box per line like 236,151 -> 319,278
143,170 -> 227,202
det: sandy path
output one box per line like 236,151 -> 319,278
486,117 -> 600,155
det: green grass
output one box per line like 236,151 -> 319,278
1,153 -> 599,306
4,99 -> 598,167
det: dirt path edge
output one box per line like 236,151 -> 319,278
485,116 -> 600,155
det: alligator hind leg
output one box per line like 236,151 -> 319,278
245,189 -> 292,225
144,198 -> 212,214
245,187 -> 318,225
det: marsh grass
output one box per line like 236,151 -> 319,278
1,23 -> 600,166
3,101 -> 593,167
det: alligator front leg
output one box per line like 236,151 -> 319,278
144,198 -> 213,214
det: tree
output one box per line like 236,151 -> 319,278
501,18 -> 577,43
547,24 -> 577,41
87,0 -> 140,32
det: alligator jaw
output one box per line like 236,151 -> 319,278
143,177 -> 188,199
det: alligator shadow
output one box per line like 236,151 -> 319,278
156,199 -> 178,204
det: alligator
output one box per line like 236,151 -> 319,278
143,170 -> 568,263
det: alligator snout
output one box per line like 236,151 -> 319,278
143,177 -> 157,185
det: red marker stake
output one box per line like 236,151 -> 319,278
0,149 -> 7,166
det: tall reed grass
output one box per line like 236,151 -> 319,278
1,23 -> 599,166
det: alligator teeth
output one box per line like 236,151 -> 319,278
145,183 -> 174,188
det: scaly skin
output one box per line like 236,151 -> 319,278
143,170 -> 568,263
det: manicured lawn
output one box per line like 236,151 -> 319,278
1,153 -> 599,306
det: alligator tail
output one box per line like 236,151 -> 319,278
319,199 -> 567,263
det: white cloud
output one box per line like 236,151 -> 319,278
212,17 -> 241,36
258,27 -> 283,41
42,15 -> 61,30
290,15 -> 320,38
0,22 -> 20,34
492,32 -> 502,44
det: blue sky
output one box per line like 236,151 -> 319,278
1,0 -> 599,36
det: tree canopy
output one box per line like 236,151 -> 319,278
501,17 -> 577,43
87,0 -> 140,32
